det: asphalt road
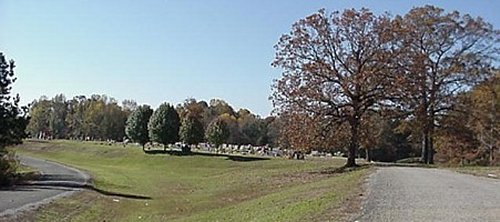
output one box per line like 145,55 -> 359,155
0,155 -> 90,217
358,167 -> 500,222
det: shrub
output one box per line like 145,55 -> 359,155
0,150 -> 19,186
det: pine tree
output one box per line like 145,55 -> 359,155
0,52 -> 28,185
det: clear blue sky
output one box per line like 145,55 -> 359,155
2,0 -> 499,117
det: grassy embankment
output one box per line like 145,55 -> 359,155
451,166 -> 500,179
11,140 -> 369,222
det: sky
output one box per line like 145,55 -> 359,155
1,0 -> 499,117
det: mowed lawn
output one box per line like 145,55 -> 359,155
452,166 -> 500,179
12,140 -> 368,222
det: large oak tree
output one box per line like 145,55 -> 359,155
271,9 -> 396,167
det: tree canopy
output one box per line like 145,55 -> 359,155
205,117 -> 230,148
272,8 -> 397,167
180,114 -> 205,146
148,103 -> 180,148
28,94 -> 129,141
126,105 -> 153,150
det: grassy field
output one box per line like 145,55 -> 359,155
10,140 -> 369,222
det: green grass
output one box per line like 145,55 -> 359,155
16,164 -> 38,174
11,140 -> 368,222
451,166 -> 500,179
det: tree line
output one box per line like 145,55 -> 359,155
27,94 -> 131,141
27,95 -> 280,149
271,5 -> 498,166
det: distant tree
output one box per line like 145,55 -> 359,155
218,113 -> 243,145
264,116 -> 280,148
27,97 -> 52,138
103,101 -> 127,141
242,119 -> 268,146
272,9 -> 396,167
148,103 -> 180,150
126,105 -> 153,151
122,99 -> 138,116
470,73 -> 499,165
176,98 -> 204,119
209,99 -> 235,117
436,72 -> 499,165
205,117 -> 230,149
360,115 -> 413,162
82,95 -> 106,140
435,94 -> 480,165
179,114 -> 204,148
0,52 -> 28,185
48,94 -> 68,139
237,109 -> 258,145
65,95 -> 87,139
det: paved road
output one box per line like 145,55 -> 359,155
0,156 -> 90,217
358,167 -> 500,222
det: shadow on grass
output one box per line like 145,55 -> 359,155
6,173 -> 152,200
313,164 -> 372,175
7,182 -> 152,200
87,185 -> 151,200
143,149 -> 270,162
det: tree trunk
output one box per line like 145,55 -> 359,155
420,116 -> 435,164
427,111 -> 435,164
421,132 -> 428,164
490,91 -> 496,165
346,119 -> 360,167
365,148 -> 371,162
490,145 -> 495,165
420,132 -> 434,164
427,134 -> 434,164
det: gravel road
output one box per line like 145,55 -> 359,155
358,167 -> 500,222
0,155 -> 90,217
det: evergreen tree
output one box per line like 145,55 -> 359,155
0,52 -> 28,185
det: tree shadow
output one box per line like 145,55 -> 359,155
88,185 -> 151,200
7,182 -> 152,200
7,174 -> 152,200
143,149 -> 269,162
312,164 -> 371,175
